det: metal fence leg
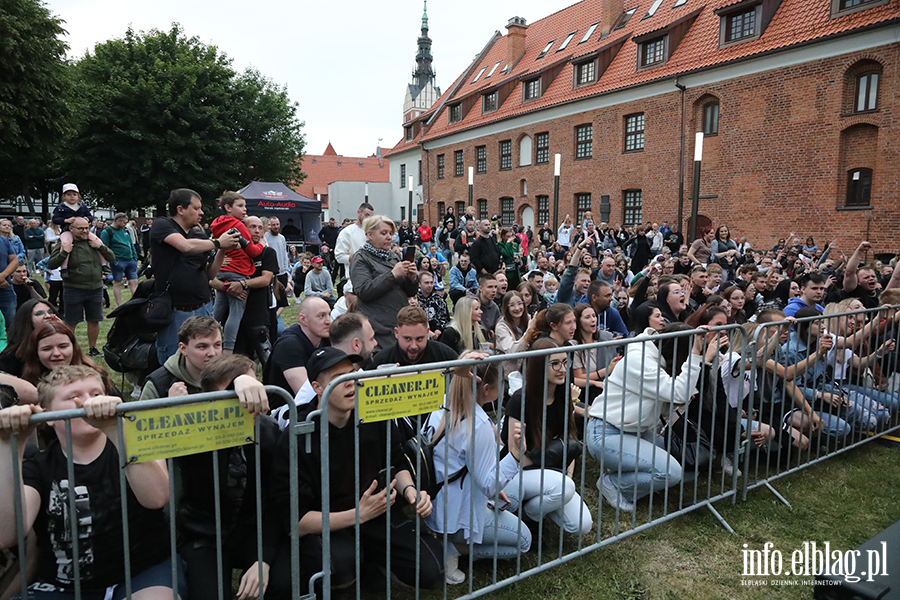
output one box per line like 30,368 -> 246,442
763,482 -> 793,509
705,504 -> 735,534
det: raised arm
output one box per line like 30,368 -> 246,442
843,241 -> 871,292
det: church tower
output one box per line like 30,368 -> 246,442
403,1 -> 440,124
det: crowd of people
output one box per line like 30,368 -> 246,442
0,187 -> 899,596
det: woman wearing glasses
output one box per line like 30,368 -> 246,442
500,338 -> 593,537
586,322 -> 704,513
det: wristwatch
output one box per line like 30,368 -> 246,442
212,238 -> 221,250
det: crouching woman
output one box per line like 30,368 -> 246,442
586,323 -> 703,512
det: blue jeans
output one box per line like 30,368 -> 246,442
585,418 -> 683,502
503,469 -> 593,536
798,385 -> 888,433
0,289 -> 15,333
843,384 -> 900,413
447,508 -> 532,560
156,302 -> 213,365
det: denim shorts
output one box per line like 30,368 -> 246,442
111,259 -> 138,282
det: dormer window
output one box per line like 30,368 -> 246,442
523,77 -> 542,101
716,0 -> 782,47
404,126 -> 413,141
575,60 -> 596,86
449,103 -> 462,124
832,0 -> 889,17
482,91 -> 498,114
536,40 -> 555,60
640,36 -> 667,68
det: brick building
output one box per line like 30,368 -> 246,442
386,0 -> 899,251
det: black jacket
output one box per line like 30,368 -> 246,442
469,235 -> 501,275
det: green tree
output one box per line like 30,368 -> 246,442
68,24 -> 305,214
0,0 -> 74,210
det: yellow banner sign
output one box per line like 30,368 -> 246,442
123,398 -> 254,463
358,370 -> 445,423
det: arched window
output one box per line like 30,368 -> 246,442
855,71 -> 879,112
846,168 -> 873,207
519,135 -> 533,166
844,60 -> 882,114
703,101 -> 719,135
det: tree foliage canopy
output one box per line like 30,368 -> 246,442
67,24 -> 305,213
0,0 -> 73,199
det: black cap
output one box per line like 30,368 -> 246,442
306,347 -> 362,383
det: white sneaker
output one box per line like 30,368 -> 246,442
600,475 -> 635,513
721,454 -> 742,478
445,553 -> 465,585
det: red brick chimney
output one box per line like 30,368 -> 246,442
600,0 -> 624,38
506,16 -> 528,70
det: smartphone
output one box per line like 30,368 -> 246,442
488,499 -> 511,511
403,247 -> 416,263
375,466 -> 396,493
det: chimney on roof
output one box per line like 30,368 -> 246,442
506,17 -> 528,71
600,0 -> 624,38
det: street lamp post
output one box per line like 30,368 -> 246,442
468,167 -> 474,207
552,154 -> 561,232
364,182 -> 369,203
407,176 -> 413,222
689,132 -> 703,241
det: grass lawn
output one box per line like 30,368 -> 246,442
80,286 -> 900,600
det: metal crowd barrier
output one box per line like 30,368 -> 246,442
3,386 -> 302,600
4,305 -> 898,600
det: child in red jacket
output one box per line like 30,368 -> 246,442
210,192 -> 265,353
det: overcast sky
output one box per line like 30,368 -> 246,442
44,0 -> 576,158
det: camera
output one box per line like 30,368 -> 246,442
227,227 -> 250,250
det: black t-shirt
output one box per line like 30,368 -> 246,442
245,247 -> 278,326
844,285 -> 879,309
266,324 -> 326,397
318,225 -> 340,249
538,228 -> 553,245
500,388 -> 568,467
371,339 -> 458,368
22,438 -> 169,589
149,217 -> 214,307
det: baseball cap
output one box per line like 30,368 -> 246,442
434,280 -> 444,290
311,256 -> 324,263
62,183 -> 79,194
306,347 -> 362,384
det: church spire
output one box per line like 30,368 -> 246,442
413,0 -> 435,89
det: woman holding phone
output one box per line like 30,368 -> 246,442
351,215 -> 419,349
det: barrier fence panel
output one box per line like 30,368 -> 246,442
741,306 -> 900,503
4,385 -> 298,600
313,323 -> 755,600
4,306 -> 898,600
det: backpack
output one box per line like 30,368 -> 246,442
401,421 -> 468,499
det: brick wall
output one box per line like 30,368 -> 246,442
421,43 -> 899,255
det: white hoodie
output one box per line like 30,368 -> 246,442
588,328 -> 701,432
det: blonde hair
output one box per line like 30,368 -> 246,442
448,296 -> 486,351
363,215 -> 396,236
433,358 -> 499,440
37,365 -> 104,409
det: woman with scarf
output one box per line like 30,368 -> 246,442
350,215 -> 418,349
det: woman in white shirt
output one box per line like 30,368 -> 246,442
494,291 -> 531,375
586,323 -> 703,512
425,356 -> 531,584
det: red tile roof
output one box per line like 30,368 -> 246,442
322,142 -> 337,156
294,151 -> 390,198
406,0 -> 898,143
